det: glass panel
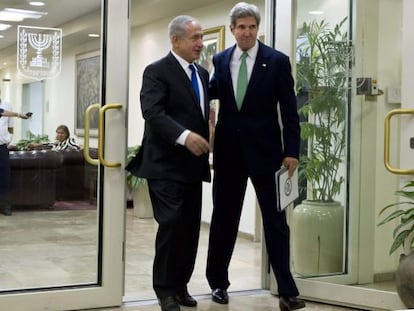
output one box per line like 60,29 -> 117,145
291,0 -> 350,278
0,0 -> 102,291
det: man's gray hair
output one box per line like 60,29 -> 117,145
229,2 -> 261,27
168,15 -> 197,40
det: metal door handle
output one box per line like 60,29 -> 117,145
384,108 -> 414,174
98,103 -> 122,167
84,103 -> 100,166
84,103 -> 122,167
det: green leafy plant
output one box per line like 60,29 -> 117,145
378,180 -> 414,255
296,18 -> 350,202
126,145 -> 146,190
16,131 -> 50,150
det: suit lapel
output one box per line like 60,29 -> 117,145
167,53 -> 206,118
247,42 -> 269,96
196,64 -> 210,121
222,46 -> 237,105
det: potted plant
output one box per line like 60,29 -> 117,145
126,145 -> 146,191
378,179 -> 414,308
126,145 -> 152,218
291,18 -> 350,276
15,131 -> 50,150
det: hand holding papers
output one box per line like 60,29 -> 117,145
275,166 -> 299,211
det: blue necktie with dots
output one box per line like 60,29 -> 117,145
189,64 -> 200,103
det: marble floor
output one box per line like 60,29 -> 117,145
0,206 -> 395,311
90,291 -> 365,311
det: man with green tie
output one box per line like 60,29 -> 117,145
206,2 -> 304,311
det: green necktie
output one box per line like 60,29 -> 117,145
236,52 -> 248,110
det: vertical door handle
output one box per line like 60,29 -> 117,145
384,108 -> 414,174
83,103 -> 123,167
84,103 -> 100,166
98,103 -> 122,167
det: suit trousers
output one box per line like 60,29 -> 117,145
0,144 -> 10,204
147,179 -> 202,299
206,156 -> 299,297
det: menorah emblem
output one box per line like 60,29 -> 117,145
17,25 -> 62,80
28,33 -> 52,68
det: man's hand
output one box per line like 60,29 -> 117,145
19,112 -> 33,119
184,131 -> 210,156
283,156 -> 299,177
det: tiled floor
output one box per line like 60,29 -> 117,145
90,291 -> 364,311
0,206 -> 393,311
122,209 -> 364,311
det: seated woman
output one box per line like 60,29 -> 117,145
27,125 -> 80,151
51,125 -> 80,151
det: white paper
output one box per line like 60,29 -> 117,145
275,166 -> 299,211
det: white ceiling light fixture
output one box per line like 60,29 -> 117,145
29,1 -> 46,6
309,10 -> 324,15
88,33 -> 100,38
0,23 -> 11,31
0,8 -> 48,22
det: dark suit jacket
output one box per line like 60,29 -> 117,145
210,41 -> 300,174
126,52 -> 211,183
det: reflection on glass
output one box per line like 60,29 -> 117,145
291,0 -> 350,278
0,0 -> 101,292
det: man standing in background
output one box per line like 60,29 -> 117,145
0,91 -> 31,216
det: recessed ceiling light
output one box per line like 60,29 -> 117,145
29,1 -> 45,6
0,23 -> 11,31
309,11 -> 324,15
0,8 -> 47,22
0,35 -> 4,39
88,33 -> 100,38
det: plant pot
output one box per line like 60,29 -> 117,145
291,200 -> 344,276
132,183 -> 153,219
396,252 -> 414,308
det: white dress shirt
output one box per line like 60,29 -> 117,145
231,40 -> 259,97
0,100 -> 13,145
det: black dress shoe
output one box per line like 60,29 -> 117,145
279,296 -> 305,311
212,288 -> 229,304
158,296 -> 180,311
175,289 -> 197,307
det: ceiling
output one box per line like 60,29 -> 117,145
0,0 -> 222,69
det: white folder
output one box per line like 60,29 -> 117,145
275,166 -> 299,211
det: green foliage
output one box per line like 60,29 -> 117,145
126,145 -> 146,190
16,131 -> 50,150
378,180 -> 414,255
296,18 -> 350,202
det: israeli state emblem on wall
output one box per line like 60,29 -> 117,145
17,26 -> 62,80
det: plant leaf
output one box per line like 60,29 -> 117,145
389,229 -> 411,255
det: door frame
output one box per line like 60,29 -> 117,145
265,0 -> 405,309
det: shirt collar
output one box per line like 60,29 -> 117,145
234,40 -> 259,60
171,50 -> 197,71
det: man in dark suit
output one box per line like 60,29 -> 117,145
126,15 -> 211,311
206,3 -> 305,311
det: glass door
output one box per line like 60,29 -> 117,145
0,0 -> 128,310
268,0 -> 405,309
